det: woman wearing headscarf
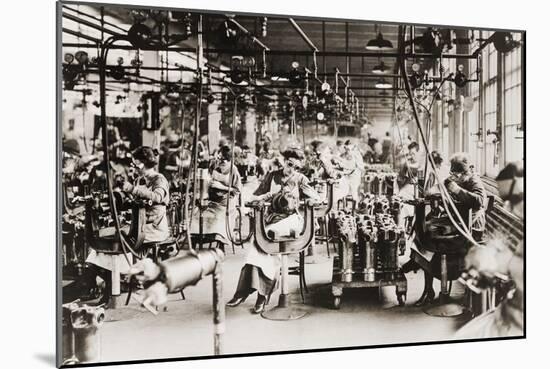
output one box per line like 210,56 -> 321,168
226,148 -> 320,314
65,146 -> 170,305
189,145 -> 242,246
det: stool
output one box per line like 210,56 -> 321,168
190,233 -> 227,253
245,199 -> 316,321
314,215 -> 333,258
422,234 -> 468,317
288,250 -> 308,303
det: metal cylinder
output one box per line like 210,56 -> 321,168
62,303 -> 79,363
364,239 -> 376,282
160,249 -> 224,292
197,168 -> 210,207
340,240 -> 354,283
71,306 -> 105,363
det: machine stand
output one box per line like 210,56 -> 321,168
262,254 -> 308,321
423,254 -> 465,317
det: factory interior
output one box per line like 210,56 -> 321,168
59,2 -> 525,366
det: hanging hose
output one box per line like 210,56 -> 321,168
224,98 -> 245,247
223,84 -> 257,247
99,36 -> 141,266
397,26 -> 481,247
185,15 -> 205,251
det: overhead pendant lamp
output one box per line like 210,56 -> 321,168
375,78 -> 392,89
372,61 -> 389,74
366,25 -> 394,50
492,32 -> 520,53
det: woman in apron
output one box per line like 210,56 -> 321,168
189,145 -> 242,246
77,146 -> 170,305
227,148 -> 320,314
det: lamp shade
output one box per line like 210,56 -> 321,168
372,61 -> 389,74
375,78 -> 392,89
366,33 -> 394,50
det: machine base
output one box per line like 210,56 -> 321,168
423,302 -> 465,317
261,305 -> 309,321
302,254 -> 332,264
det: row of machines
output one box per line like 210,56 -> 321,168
330,168 -> 408,309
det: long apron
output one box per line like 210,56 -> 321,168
242,180 -> 304,280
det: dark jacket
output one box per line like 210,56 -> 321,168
450,173 -> 487,234
131,172 -> 170,242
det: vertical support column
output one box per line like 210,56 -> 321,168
141,49 -> 161,152
244,108 -> 256,149
279,254 -> 289,307
208,101 -> 221,149
212,262 -> 224,355
456,95 -> 465,152
440,254 -> 448,299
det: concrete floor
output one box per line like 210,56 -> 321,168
95,179 -> 471,363
98,243 -> 471,364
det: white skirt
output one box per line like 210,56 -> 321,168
86,249 -> 133,274
243,213 -> 304,280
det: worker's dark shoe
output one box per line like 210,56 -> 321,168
226,294 -> 248,307
414,289 -> 435,307
401,259 -> 419,274
252,294 -> 267,314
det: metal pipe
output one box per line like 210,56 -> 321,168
62,28 -> 101,43
212,262 -> 225,355
227,17 -> 270,50
288,18 -> 319,52
62,43 -> 479,59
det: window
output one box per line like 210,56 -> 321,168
503,33 -> 523,162
483,42 -> 500,178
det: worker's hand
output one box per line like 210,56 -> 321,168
122,181 -> 134,193
445,178 -> 461,194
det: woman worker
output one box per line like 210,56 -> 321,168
404,153 -> 487,306
66,146 -> 170,305
226,147 -> 320,314
189,145 -> 242,246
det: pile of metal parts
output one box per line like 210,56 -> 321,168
330,193 -> 408,308
363,172 -> 397,197
335,195 -> 406,283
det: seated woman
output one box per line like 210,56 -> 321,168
189,145 -> 242,246
227,148 -> 320,314
66,146 -> 170,305
404,153 -> 487,306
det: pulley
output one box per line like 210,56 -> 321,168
127,23 -> 153,49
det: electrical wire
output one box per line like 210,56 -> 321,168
99,36 -> 142,268
398,26 -> 481,247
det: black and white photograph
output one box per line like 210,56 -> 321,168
56,0 -> 525,366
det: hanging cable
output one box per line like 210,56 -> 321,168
224,97 -> 246,246
398,26 -> 481,247
186,15 -> 205,251
99,36 -> 141,267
